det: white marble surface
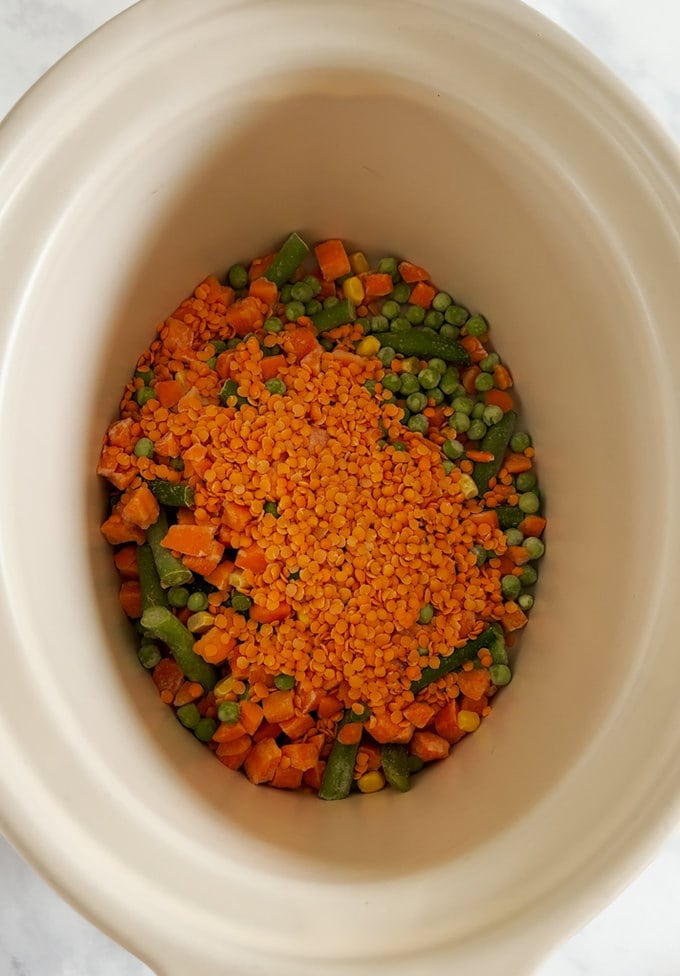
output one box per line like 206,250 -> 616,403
2,1 -> 680,974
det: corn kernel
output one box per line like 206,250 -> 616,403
342,275 -> 365,304
459,473 -> 479,499
357,770 -> 386,793
214,675 -> 237,699
356,336 -> 381,358
297,610 -> 311,626
457,709 -> 481,733
229,569 -> 246,589
349,250 -> 370,275
187,612 -> 214,634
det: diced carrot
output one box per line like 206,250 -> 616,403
409,731 -> 450,762
356,740 -> 382,772
287,327 -> 319,362
204,559 -> 236,592
409,281 -> 436,309
460,335 -> 488,363
278,713 -> 315,739
260,355 -> 287,381
239,700 -> 264,736
337,722 -> 363,746
213,721 -> 247,743
223,501 -> 253,532
181,539 -> 225,576
366,713 -> 414,745
469,511 -> 499,530
118,579 -> 142,618
317,695 -> 343,720
459,694 -> 488,716
397,260 -> 430,283
154,379 -> 184,408
120,484 -> 159,530
462,366 -> 481,394
192,628 -> 235,665
314,239 -> 351,281
518,515 -> 546,537
427,406 -> 447,430
175,507 -> 196,525
280,742 -> 321,772
216,735 -> 252,770
362,273 -> 393,299
248,276 -> 278,309
248,253 -> 275,282
161,523 -> 216,557
200,274 -> 235,306
262,689 -> 295,724
106,418 -> 135,448
507,545 -> 531,566
403,701 -> 436,729
504,453 -> 533,474
244,737 -> 282,784
152,658 -> 184,697
302,761 -> 325,791
434,701 -> 465,743
249,602 -> 292,624
502,606 -> 529,632
215,349 -> 239,379
456,669 -> 491,701
235,544 -> 267,573
484,388 -> 514,413
253,721 -> 281,743
493,363 -> 513,389
270,766 -> 304,790
163,317 -> 193,352
224,296 -> 265,336
173,681 -> 203,707
496,555 -> 516,576
295,683 -> 323,715
113,545 -> 139,580
466,450 -> 495,463
153,431 -> 180,458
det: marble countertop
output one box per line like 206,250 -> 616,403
2,1 -> 680,974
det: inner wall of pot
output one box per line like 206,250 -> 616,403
0,65 -> 649,879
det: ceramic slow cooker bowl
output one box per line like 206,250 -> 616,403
2,1 -> 680,973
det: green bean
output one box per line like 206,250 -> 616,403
140,606 -> 217,689
374,329 -> 470,365
311,298 -> 355,333
146,512 -> 193,588
319,706 -> 370,801
471,410 -> 517,494
410,625 -> 502,694
263,231 -> 310,286
488,627 -> 509,666
381,743 -> 411,792
136,543 -> 167,612
495,505 -> 524,529
148,479 -> 194,508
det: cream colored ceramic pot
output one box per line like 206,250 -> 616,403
2,1 -> 680,974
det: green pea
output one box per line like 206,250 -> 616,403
371,314 -> 389,332
439,368 -> 460,395
399,373 -> 420,395
377,257 -> 398,279
136,386 -> 156,407
264,316 -> 283,333
231,592 -> 252,613
382,372 -> 401,393
265,378 -> 287,395
418,603 -> 434,624
428,357 -> 447,375
133,437 -> 154,458
406,391 -> 428,413
304,299 -> 322,316
227,264 -> 248,289
489,664 -> 512,686
169,458 -> 184,472
279,283 -> 293,303
445,304 -> 469,326
423,310 -> 444,329
226,337 -> 242,349
474,372 -> 494,392
432,291 -> 452,312
291,281 -> 314,303
518,492 -> 540,514
518,593 -> 534,611
523,537 -> 545,559
501,574 -> 522,600
323,295 -> 339,309
264,500 -> 279,517
439,323 -> 460,338
510,432 -> 532,453
392,282 -> 411,303
516,471 -> 537,492
408,414 -> 429,434
451,411 -> 470,433
217,701 -> 240,724
482,404 -> 504,426
417,645 -> 429,657
418,367 -> 440,390
206,356 -> 217,370
285,300 -> 305,322
405,304 -> 426,324
177,703 -> 201,729
138,643 -> 161,669
400,357 -> 421,374
429,387 -> 445,405
382,300 -> 401,320
399,406 -> 412,424
471,402 -> 486,419
319,337 -> 334,351
520,564 -> 538,587
167,586 -> 190,608
467,419 -> 487,440
471,544 -> 487,566
211,340 -> 228,353
480,352 -> 500,373
504,528 -> 524,547
187,591 -> 209,612
377,346 -> 396,366
443,438 -> 464,460
392,441 -> 407,452
390,316 -> 412,333
194,717 -> 218,743
134,367 -> 154,384
262,344 -> 282,358
441,459 -> 455,475
363,379 -> 377,396
451,396 -> 474,416
466,314 -> 488,337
